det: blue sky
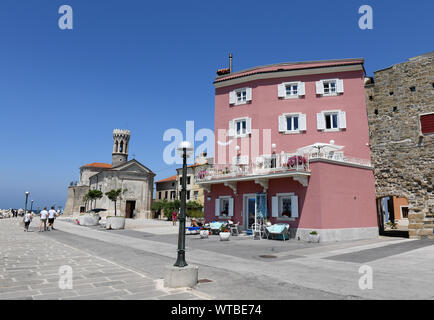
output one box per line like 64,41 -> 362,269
0,0 -> 432,209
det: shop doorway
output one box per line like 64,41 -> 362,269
243,194 -> 256,230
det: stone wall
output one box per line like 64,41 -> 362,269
365,52 -> 433,239
63,185 -> 89,216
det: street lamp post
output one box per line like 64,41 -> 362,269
174,141 -> 193,268
24,192 -> 30,215
30,200 -> 34,212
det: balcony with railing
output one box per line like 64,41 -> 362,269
196,151 -> 372,190
196,153 -> 310,186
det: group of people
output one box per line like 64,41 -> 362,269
23,206 -> 58,232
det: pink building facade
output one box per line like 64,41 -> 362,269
198,59 -> 378,242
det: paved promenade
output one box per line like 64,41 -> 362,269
1,217 -> 433,300
0,218 -> 205,300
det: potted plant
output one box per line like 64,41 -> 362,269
200,227 -> 209,239
219,225 -> 231,241
77,210 -> 100,226
309,231 -> 320,243
105,188 -> 127,230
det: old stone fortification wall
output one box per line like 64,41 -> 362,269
63,185 -> 89,216
366,53 -> 433,239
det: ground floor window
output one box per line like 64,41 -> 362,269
272,193 -> 299,219
215,196 -> 234,217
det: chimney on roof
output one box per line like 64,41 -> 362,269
229,53 -> 233,73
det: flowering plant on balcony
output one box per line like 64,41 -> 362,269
198,170 -> 207,179
286,156 -> 307,168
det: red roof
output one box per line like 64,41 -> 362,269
215,58 -> 364,83
156,174 -> 177,183
81,162 -> 112,169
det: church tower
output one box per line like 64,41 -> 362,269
112,129 -> 130,167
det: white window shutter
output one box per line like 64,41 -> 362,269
272,196 -> 278,217
215,199 -> 220,216
228,120 -> 235,137
339,111 -> 347,129
246,87 -> 252,102
246,117 -> 252,134
316,81 -> 324,95
229,91 -> 236,105
337,79 -> 344,93
278,84 -> 286,98
278,115 -> 286,132
299,114 -> 307,131
228,198 -> 234,217
291,195 -> 299,218
317,113 -> 325,130
298,82 -> 305,96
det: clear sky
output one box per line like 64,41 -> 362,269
0,0 -> 432,209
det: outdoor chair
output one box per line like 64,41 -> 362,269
264,223 -> 290,241
210,221 -> 225,235
229,223 -> 240,236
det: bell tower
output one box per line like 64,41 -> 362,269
112,129 -> 130,167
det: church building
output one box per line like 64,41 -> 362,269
64,129 -> 155,218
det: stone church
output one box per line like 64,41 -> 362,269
64,129 -> 155,218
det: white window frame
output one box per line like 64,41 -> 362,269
229,117 -> 252,138
278,81 -> 305,99
322,79 -> 338,96
216,196 -> 233,217
272,193 -> 299,221
316,79 -> 344,96
317,110 -> 346,132
324,111 -> 339,131
230,87 -> 252,106
279,113 -> 306,134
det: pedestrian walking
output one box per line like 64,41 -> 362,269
39,207 -> 48,232
172,210 -> 178,226
23,210 -> 33,232
48,206 -> 56,230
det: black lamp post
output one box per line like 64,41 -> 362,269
30,200 -> 34,212
24,191 -> 29,215
174,141 -> 193,267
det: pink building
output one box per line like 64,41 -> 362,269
198,58 -> 379,242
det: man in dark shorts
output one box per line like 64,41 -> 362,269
48,206 -> 56,230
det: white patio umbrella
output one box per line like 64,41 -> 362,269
296,141 -> 344,155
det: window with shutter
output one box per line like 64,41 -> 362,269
278,82 -> 305,99
420,113 -> 434,135
231,88 -> 251,105
318,110 -> 346,131
279,113 -> 306,134
317,79 -> 343,96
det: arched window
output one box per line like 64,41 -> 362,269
115,141 -> 119,153
120,141 -> 124,153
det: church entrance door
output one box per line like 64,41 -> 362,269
126,201 -> 136,218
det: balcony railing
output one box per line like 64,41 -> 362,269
196,152 -> 372,183
309,152 -> 372,167
196,154 -> 310,183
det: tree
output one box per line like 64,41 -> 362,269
84,189 -> 103,211
151,200 -> 181,220
105,189 -> 126,216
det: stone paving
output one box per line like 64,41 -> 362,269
0,218 -> 206,300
